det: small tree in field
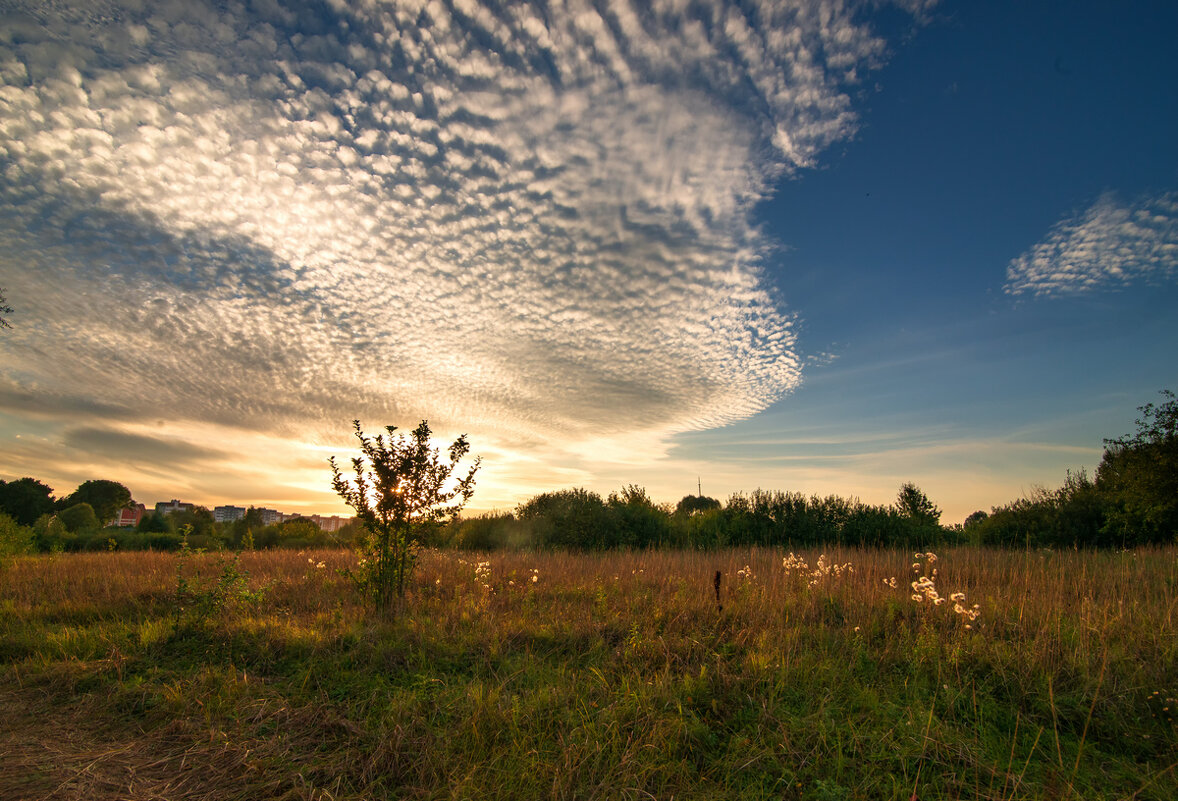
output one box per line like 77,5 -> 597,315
330,420 -> 479,610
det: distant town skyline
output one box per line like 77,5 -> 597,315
2,0 -> 1176,524
107,496 -> 353,532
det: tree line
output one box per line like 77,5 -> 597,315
2,391 -> 1173,556
444,482 -> 949,551
960,390 -> 1176,548
447,390 -> 1176,551
0,478 -> 362,554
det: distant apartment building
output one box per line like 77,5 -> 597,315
213,505 -> 246,523
147,499 -> 352,531
310,514 -> 351,533
155,499 -> 194,516
113,503 -> 146,528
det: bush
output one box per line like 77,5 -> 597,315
145,532 -> 183,551
516,488 -> 618,549
138,511 -> 174,534
0,512 -> 34,558
608,485 -> 672,548
59,502 -> 99,534
970,470 -> 1108,548
450,512 -> 516,550
32,514 -> 76,551
1097,390 -> 1178,545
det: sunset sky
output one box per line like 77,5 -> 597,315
1,0 -> 1175,523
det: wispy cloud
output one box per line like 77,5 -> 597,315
63,426 -> 229,466
1,0 -> 925,501
1005,191 -> 1178,297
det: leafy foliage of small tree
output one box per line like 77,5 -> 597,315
896,482 -> 941,526
970,470 -> 1106,547
675,494 -> 721,517
32,513 -> 71,552
1097,389 -> 1178,545
0,286 -> 12,329
59,502 -> 99,533
331,420 -> 479,610
0,477 -> 56,527
0,511 -> 34,559
450,511 -> 517,550
58,479 -> 132,525
516,488 -> 619,549
608,485 -> 673,548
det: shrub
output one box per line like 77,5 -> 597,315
516,488 -> 617,549
451,512 -> 516,550
331,419 -> 479,610
59,502 -> 99,533
0,511 -> 33,559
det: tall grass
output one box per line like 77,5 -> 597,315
2,546 -> 1176,800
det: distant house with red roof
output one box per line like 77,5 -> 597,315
113,503 -> 146,528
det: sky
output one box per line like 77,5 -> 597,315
1,0 -> 1175,524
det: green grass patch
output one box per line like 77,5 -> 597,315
2,547 -> 1176,800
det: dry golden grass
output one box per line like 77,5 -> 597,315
2,546 -> 1176,800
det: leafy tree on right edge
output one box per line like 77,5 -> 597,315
1097,389 -> 1178,545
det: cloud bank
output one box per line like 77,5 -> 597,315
1005,192 -> 1178,297
1,0 -> 924,491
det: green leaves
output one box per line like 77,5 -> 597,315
330,420 -> 479,609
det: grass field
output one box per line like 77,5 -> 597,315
1,546 -> 1176,800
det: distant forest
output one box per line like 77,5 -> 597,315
2,391 -> 1174,554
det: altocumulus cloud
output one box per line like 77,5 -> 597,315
1005,192 -> 1178,297
1,0 -> 929,455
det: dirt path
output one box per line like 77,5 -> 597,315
0,683 -> 315,801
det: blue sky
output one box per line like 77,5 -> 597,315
1,0 -> 1175,522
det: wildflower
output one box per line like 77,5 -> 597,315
531,574 -> 539,583
782,552 -> 809,572
316,561 -> 326,569
950,592 -> 965,602
912,594 -> 923,602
